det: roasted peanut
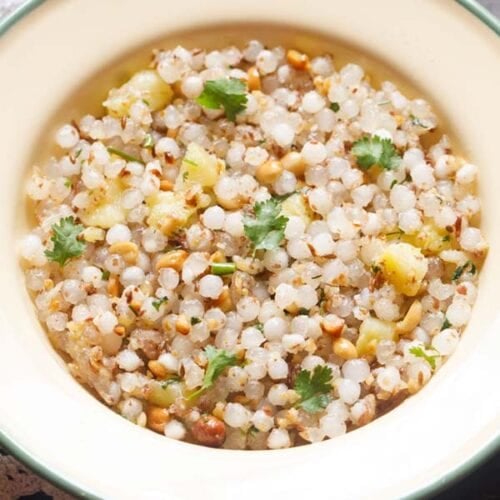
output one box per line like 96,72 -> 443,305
281,151 -> 306,177
148,360 -> 168,378
287,49 -> 309,70
159,179 -> 174,191
396,300 -> 422,335
175,314 -> 191,335
155,249 -> 188,272
321,314 -> 345,337
191,415 -> 226,447
108,241 -> 139,264
333,337 -> 358,360
255,160 -> 283,185
247,66 -> 261,91
147,405 -> 170,433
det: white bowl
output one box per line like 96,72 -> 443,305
0,1 -> 499,498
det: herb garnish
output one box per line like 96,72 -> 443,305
101,269 -> 110,280
441,317 -> 451,331
352,135 -> 401,171
409,114 -> 431,129
330,102 -> 340,112
197,78 -> 248,121
44,217 -> 86,266
152,297 -> 168,311
190,317 -> 202,325
243,198 -> 289,251
142,134 -> 154,148
183,158 -> 198,168
211,262 -> 237,275
294,365 -> 333,413
409,346 -> 439,370
107,146 -> 144,165
188,346 -> 239,400
452,260 -> 476,281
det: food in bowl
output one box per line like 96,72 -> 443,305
19,40 -> 487,449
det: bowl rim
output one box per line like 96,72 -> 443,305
0,1 -> 499,499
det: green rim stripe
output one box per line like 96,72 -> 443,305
457,0 -> 500,33
0,1 -> 499,499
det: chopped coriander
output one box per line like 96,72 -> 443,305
142,98 -> 150,106
211,262 -> 236,275
352,135 -> 401,171
330,102 -> 340,112
297,307 -> 310,315
243,198 -> 289,251
74,148 -> 82,159
190,316 -> 202,325
161,376 -> 181,388
182,171 -> 189,180
142,134 -> 154,148
44,217 -> 86,266
371,264 -> 381,274
64,179 -> 72,188
409,346 -> 439,369
441,317 -> 452,331
248,425 -> 259,436
188,346 -> 238,400
152,297 -> 168,311
272,191 -> 297,202
409,114 -> 430,129
294,365 -> 333,413
101,269 -> 110,280
452,260 -> 476,281
255,323 -> 264,332
196,78 -> 248,121
442,234 -> 451,242
107,146 -> 144,165
385,229 -> 404,238
183,158 -> 198,167
390,179 -> 398,189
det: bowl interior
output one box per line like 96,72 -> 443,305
1,1 -> 499,499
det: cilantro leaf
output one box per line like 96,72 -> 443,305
44,217 -> 86,266
294,365 -> 333,413
352,135 -> 401,170
142,133 -> 154,148
152,297 -> 168,311
452,260 -> 476,281
441,317 -> 451,331
330,102 -> 340,112
190,316 -> 202,325
188,346 -> 238,400
409,346 -> 439,369
243,198 -> 289,251
107,146 -> 144,165
197,78 -> 248,121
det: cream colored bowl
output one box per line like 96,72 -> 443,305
0,1 -> 499,498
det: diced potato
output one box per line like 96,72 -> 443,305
176,142 -> 225,188
356,317 -> 397,356
146,190 -> 195,235
378,242 -> 428,296
103,69 -> 173,117
281,193 -> 313,226
147,381 -> 185,408
401,222 -> 453,255
79,179 -> 127,229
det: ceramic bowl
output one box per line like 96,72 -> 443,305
0,1 -> 499,498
